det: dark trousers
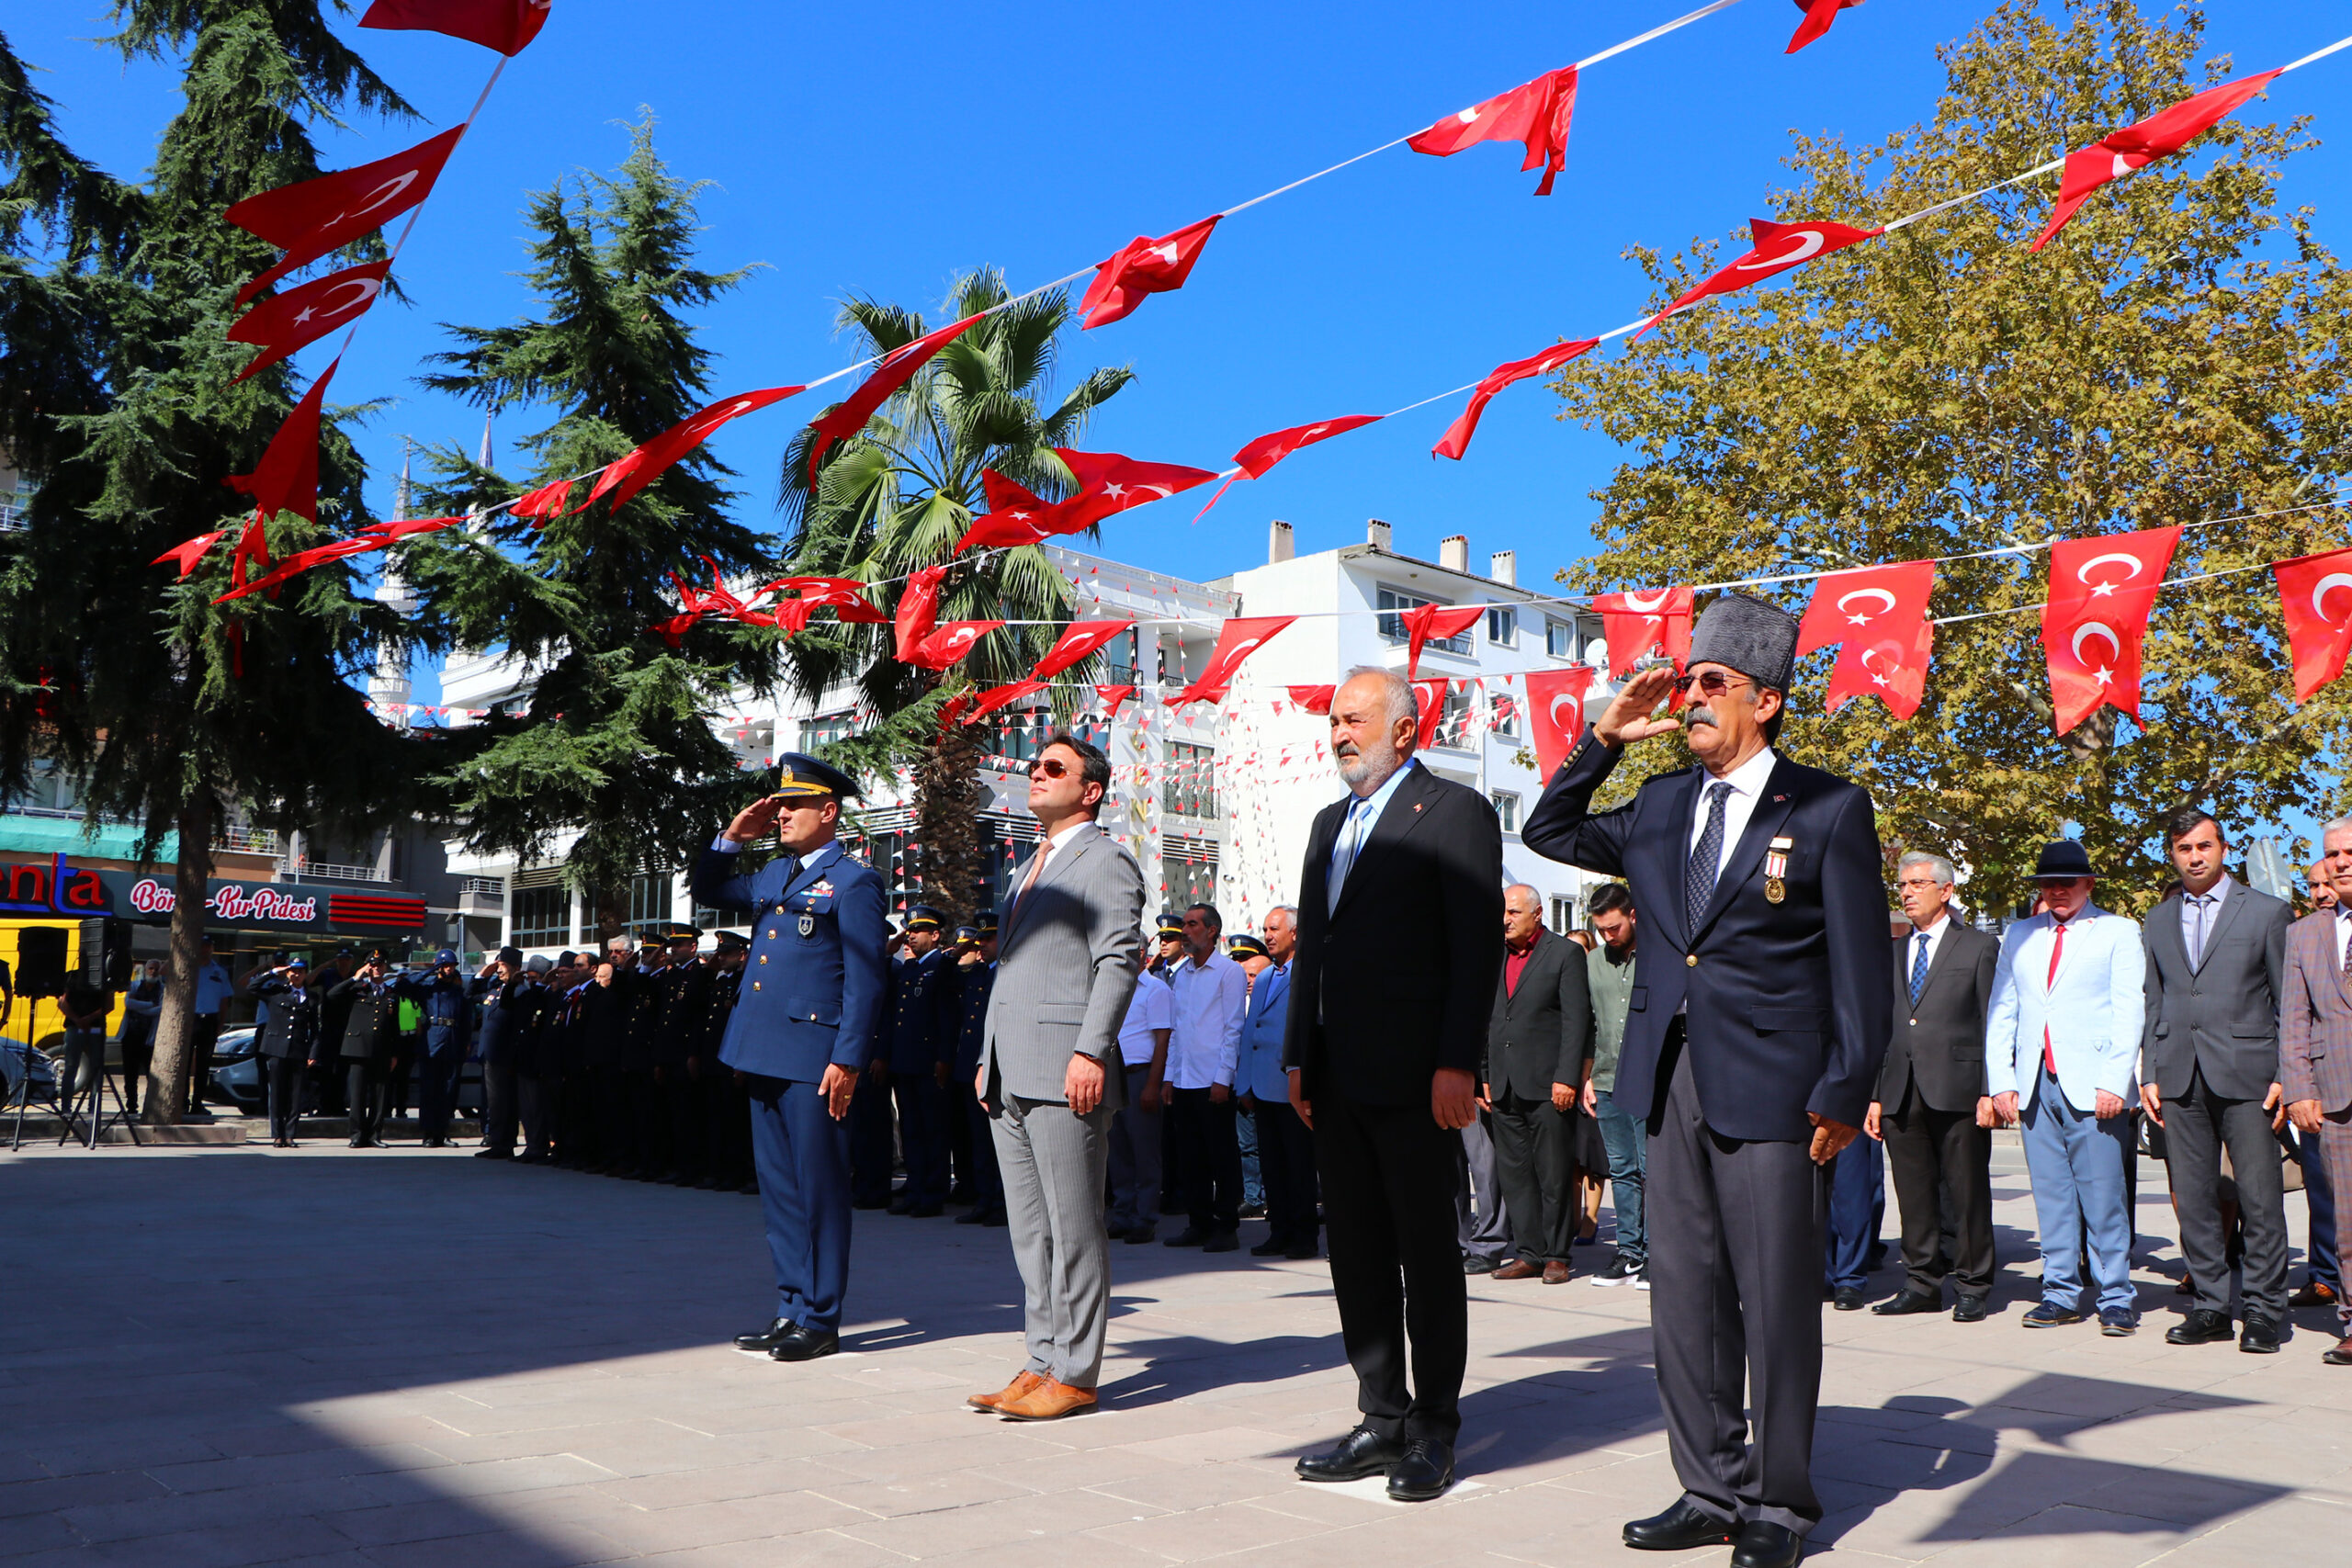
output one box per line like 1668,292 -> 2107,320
850,1066 -> 896,1203
1316,1094 -> 1465,1443
946,1074 -> 975,1196
120,1034 -> 153,1115
1165,1087 -> 1242,1234
960,1082 -> 1005,1214
518,1073 -> 556,1157
2304,1126 -> 2340,1289
632,1068 -> 668,1173
1489,1090 -> 1573,1264
2163,1068 -> 2290,1320
385,1049 -> 414,1119
345,1060 -> 388,1144
593,1067 -> 639,1169
186,1014 -> 222,1112
266,1056 -> 306,1141
710,1072 -> 752,1185
560,1070 -> 598,1165
1823,1131 -> 1884,1292
893,1072 -> 950,1206
419,1048 -> 467,1144
477,1054 -> 517,1150
666,1069 -> 707,1179
748,1073 -> 854,1333
1882,1089 -> 1995,1298
1647,1032 -> 1825,1536
1252,1097 -> 1319,1251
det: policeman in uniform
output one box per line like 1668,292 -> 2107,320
394,948 -> 476,1148
700,932 -> 753,1190
951,912 -> 1006,1225
695,754 -> 888,1362
1150,916 -> 1185,977
881,905 -> 956,1216
325,950 -> 403,1147
657,926 -> 713,1185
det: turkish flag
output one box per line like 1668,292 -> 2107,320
650,610 -> 703,649
1433,340 -> 1598,461
231,515 -> 271,591
1287,684 -> 1335,716
153,530 -> 229,579
1795,560 -> 1936,655
1592,585 -> 1694,673
1032,619 -> 1132,681
226,358 -> 340,533
1058,448 -> 1219,525
1524,666 -> 1595,777
1787,0 -> 1864,54
1172,616 -> 1295,706
2041,527 -> 2180,734
762,576 -> 885,628
227,261 -> 390,383
1634,217 -> 1883,338
215,536 -> 388,604
807,314 -> 982,482
1824,615 -> 1934,720
1401,604 -> 1483,677
359,0 -> 551,55
937,693 -> 975,735
903,620 -> 1002,671
2032,70 -> 2283,251
1234,415 -> 1381,479
1097,684 -> 1136,719
508,476 -> 572,525
1411,679 -> 1449,751
356,515 -> 460,541
895,565 -> 945,663
1080,216 -> 1220,330
953,469 -> 1057,551
2274,547 -> 2352,701
226,128 -> 466,305
1408,64 -> 1579,195
586,385 -> 804,513
961,681 -> 1047,724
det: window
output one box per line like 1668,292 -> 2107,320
802,711 -> 856,750
1492,791 -> 1521,834
1161,854 -> 1216,910
1376,586 -> 1471,655
511,884 -> 570,947
1428,683 -> 1474,750
1490,690 -> 1519,739
1487,607 -> 1517,648
694,898 -> 752,931
625,873 -> 673,937
0,471 -> 36,532
1550,896 -> 1577,935
1546,619 -> 1576,660
1164,742 -> 1217,818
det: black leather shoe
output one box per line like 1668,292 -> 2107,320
1833,1286 -> 1865,1312
1203,1231 -> 1239,1254
955,1208 -> 990,1225
906,1203 -> 944,1218
1295,1427 -> 1408,1483
1623,1498 -> 1736,1551
2241,1313 -> 2281,1354
1463,1256 -> 1497,1275
733,1316 -> 797,1355
1730,1520 -> 1804,1568
768,1324 -> 840,1361
1385,1438 -> 1453,1501
1164,1227 -> 1209,1247
1872,1291 -> 1941,1316
2166,1308 -> 2233,1346
1952,1294 -> 1988,1323
1250,1237 -> 1289,1257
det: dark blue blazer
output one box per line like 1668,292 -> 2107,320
1522,728 -> 1892,1143
692,839 -> 888,1084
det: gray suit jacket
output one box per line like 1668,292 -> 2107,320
981,821 -> 1146,1111
2142,878 -> 2290,1102
2283,909 -> 2352,1115
1879,919 -> 1998,1113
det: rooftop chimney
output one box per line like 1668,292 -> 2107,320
1268,519 -> 1295,564
1439,534 -> 1469,572
1489,549 -> 1516,586
1366,518 -> 1392,551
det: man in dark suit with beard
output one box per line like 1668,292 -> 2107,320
1523,594 -> 1891,1568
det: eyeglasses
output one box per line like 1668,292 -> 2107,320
1669,670 -> 1753,700
1027,758 -> 1071,780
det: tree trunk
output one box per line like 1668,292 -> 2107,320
144,788 -> 215,1127
916,727 -> 986,926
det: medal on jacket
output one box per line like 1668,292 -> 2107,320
797,912 -> 815,937
1764,837 -> 1792,904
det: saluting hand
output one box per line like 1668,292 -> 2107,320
1592,665 -> 1684,748
724,796 -> 785,844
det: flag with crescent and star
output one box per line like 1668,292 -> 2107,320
1233,415 -> 1382,480
2032,70 -> 2283,252
1795,560 -> 1935,655
1408,64 -> 1579,196
226,261 -> 390,383
1287,684 -> 1335,716
359,0 -> 552,55
806,314 -> 982,483
1031,620 -> 1133,682
2274,547 -> 2352,702
1786,0 -> 1865,54
1401,604 -> 1484,678
587,385 -> 805,513
895,565 -> 946,663
225,128 -> 467,306
224,358 -> 342,584
1825,615 -> 1934,721
1172,616 -> 1296,706
153,530 -> 231,580
953,470 -> 1058,552
1080,216 -> 1221,329
960,681 -> 1048,725
1433,340 -> 1598,461
2041,526 -> 2180,734
1523,666 -> 1596,776
1634,217 -> 1883,340
1591,585 -> 1694,674
1410,678 -> 1450,751
903,620 -> 1003,671
1097,684 -> 1136,719
1057,448 -> 1220,525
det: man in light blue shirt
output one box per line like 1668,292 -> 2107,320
1239,907 -> 1317,1258
186,939 -> 234,1116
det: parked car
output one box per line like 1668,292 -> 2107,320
2,1037 -> 58,1110
207,1027 -> 263,1114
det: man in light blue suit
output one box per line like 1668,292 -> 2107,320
694,754 -> 888,1364
1987,840 -> 2146,1335
1240,907 -> 1317,1259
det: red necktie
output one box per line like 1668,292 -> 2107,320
2041,918 -> 2068,1076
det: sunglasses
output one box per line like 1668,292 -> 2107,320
1669,670 -> 1752,700
1026,758 -> 1072,780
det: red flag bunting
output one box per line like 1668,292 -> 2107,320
1411,678 -> 1448,751
1234,414 -> 1381,480
359,0 -> 552,55
1794,560 -> 1936,656
1408,64 -> 1579,196
961,681 -> 1047,724
357,515 -> 461,541
1634,218 -> 1883,339
1434,339 -> 1598,461
2274,547 -> 2352,702
509,477 -> 572,525
937,693 -> 975,734
1080,216 -> 1220,330
215,536 -> 389,604
225,358 -> 340,535
2041,527 -> 2180,735
1173,616 -> 1295,706
2032,70 -> 2283,251
807,315 -> 982,483
1825,615 -> 1934,721
1032,620 -> 1132,682
587,385 -> 804,513
903,620 -> 1002,671
760,576 -> 888,626
226,128 -> 466,306
1786,0 -> 1864,54
1059,448 -> 1219,520
1401,603 -> 1484,678
1097,684 -> 1136,719
895,566 -> 945,663
1591,585 -> 1694,674
1523,667 -> 1594,777
1287,684 -> 1334,716
226,261 -> 390,383
153,530 -> 229,579
650,610 -> 702,649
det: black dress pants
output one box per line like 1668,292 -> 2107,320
266,1055 -> 306,1141
666,1068 -> 707,1179
1488,1090 -> 1574,1264
1881,1085 -> 1995,1298
1314,1094 -> 1465,1443
345,1059 -> 388,1144
1252,1097 -> 1319,1250
2164,1066 -> 2290,1321
517,1072 -> 557,1157
1165,1087 -> 1242,1234
560,1070 -> 598,1165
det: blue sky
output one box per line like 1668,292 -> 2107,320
17,0 -> 2352,716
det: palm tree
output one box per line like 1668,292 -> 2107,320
775,268 -> 1131,919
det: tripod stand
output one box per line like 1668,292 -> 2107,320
56,1026 -> 141,1150
7,993 -> 51,1151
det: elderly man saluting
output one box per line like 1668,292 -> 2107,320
1523,594 -> 1890,1568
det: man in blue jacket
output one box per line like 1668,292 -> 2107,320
1240,908 -> 1316,1258
693,754 -> 888,1363
391,950 -> 475,1148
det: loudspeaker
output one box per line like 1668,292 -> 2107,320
16,926 -> 68,998
81,918 -> 133,988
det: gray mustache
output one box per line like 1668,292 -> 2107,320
1685,705 -> 1719,728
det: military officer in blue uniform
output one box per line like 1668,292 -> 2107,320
694,754 -> 888,1363
391,949 -> 475,1148
951,912 -> 1006,1225
880,905 -> 957,1216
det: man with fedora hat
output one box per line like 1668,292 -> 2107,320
1524,592 -> 1891,1568
1986,840 -> 2145,1337
694,752 -> 888,1363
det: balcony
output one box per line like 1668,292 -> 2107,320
457,876 -> 506,916
216,825 -> 281,855
281,859 -> 391,886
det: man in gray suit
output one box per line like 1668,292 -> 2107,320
2146,808 -> 2293,1353
968,733 -> 1146,1421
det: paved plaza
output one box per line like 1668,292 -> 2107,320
4,1132 -> 2349,1568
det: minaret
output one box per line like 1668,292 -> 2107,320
368,439 -> 419,717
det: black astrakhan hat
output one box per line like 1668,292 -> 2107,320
1687,592 -> 1801,694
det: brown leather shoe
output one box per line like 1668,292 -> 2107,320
2324,1337 -> 2352,1367
2290,1280 -> 2340,1309
1542,1260 -> 1571,1285
996,1377 -> 1098,1421
967,1370 -> 1044,1413
1491,1258 -> 1542,1280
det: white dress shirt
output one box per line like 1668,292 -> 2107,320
1328,758 -> 1420,910
1116,967 -> 1177,1068
1685,744 -> 1779,883
1906,908 -> 1951,971
2335,905 -> 2352,970
1166,948 -> 1248,1089
1010,818 -> 1092,923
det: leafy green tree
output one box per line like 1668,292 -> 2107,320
1552,0 -> 2352,916
775,271 -> 1131,921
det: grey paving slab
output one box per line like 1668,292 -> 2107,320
5,1134 -> 2346,1567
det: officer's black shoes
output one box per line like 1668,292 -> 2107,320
768,1325 -> 840,1362
2241,1313 -> 2281,1354
1871,1291 -> 1941,1317
1730,1521 -> 1804,1568
2167,1308 -> 2233,1345
1202,1231 -> 1239,1254
1163,1227 -> 1210,1247
955,1207 -> 990,1225
1284,1243 -> 1320,1260
1385,1438 -> 1453,1502
733,1317 -> 797,1355
906,1202 -> 945,1218
1623,1498 -> 1736,1551
1295,1426 -> 1407,1482
1952,1293 -> 1988,1323
981,1210 -> 1009,1226
1123,1224 -> 1155,1244
887,1196 -> 916,1215
854,1197 -> 890,1211
1250,1237 -> 1289,1257
473,1145 -> 511,1160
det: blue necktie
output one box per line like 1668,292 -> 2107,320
1908,933 -> 1930,1006
1685,782 -> 1732,933
1329,798 -> 1373,914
